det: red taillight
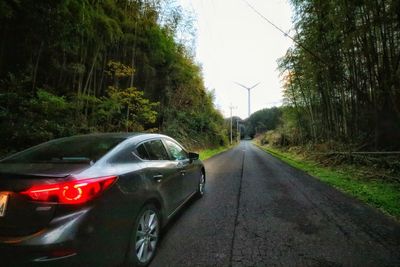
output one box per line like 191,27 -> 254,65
21,176 -> 117,204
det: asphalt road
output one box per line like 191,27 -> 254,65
150,141 -> 400,267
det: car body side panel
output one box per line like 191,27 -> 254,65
142,160 -> 183,216
178,159 -> 197,198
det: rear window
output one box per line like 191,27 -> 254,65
109,143 -> 139,163
1,136 -> 125,163
142,140 -> 169,160
136,144 -> 150,160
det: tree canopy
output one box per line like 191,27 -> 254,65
244,107 -> 281,138
277,0 -> 400,150
0,0 -> 227,155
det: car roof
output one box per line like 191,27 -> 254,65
71,132 -> 140,139
125,133 -> 172,142
0,132 -> 174,163
69,132 -> 172,142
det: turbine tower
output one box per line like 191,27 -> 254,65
235,82 -> 260,117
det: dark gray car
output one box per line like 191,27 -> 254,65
0,133 -> 205,266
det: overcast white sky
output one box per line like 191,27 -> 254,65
177,0 -> 294,119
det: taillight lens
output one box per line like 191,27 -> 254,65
20,176 -> 117,204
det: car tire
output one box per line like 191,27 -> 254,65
125,204 -> 160,267
196,173 -> 205,198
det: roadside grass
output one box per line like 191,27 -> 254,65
257,144 -> 400,220
199,145 -> 233,161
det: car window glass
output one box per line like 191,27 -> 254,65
164,140 -> 188,160
136,144 -> 150,160
143,140 -> 169,160
109,143 -> 138,163
1,136 -> 124,163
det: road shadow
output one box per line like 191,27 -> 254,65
158,196 -> 201,243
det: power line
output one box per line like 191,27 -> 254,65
229,104 -> 237,145
241,0 -> 327,67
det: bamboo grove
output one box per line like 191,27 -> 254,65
0,0 -> 227,155
279,0 -> 400,150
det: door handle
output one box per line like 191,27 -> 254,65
153,174 -> 163,183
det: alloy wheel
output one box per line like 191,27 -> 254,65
198,174 -> 205,196
135,209 -> 159,264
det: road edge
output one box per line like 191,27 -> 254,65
253,143 -> 400,222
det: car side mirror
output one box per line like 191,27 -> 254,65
188,152 -> 199,161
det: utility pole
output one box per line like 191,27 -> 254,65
237,120 -> 240,142
235,82 -> 260,117
229,104 -> 236,145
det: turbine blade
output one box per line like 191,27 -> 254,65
249,82 -> 260,89
234,81 -> 249,89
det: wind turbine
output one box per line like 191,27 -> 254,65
235,82 -> 260,117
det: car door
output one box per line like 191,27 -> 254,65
136,139 -> 183,215
163,138 -> 198,199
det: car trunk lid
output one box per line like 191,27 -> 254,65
0,163 -> 89,237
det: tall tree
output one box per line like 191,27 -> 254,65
279,0 -> 400,150
0,0 -> 226,155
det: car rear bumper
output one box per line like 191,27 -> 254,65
0,207 -> 123,267
0,208 -> 87,266
0,245 -> 77,267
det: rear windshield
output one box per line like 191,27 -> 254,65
0,136 -> 125,164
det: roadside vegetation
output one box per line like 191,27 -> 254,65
244,107 -> 281,139
199,145 -> 234,161
0,0 -> 227,157
276,0 -> 400,151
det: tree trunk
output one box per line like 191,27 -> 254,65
32,41 -> 44,90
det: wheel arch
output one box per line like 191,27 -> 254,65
143,197 -> 165,226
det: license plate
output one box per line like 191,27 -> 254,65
0,193 -> 9,217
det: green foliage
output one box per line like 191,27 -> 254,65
107,86 -> 158,129
32,89 -> 69,114
199,146 -> 232,161
106,61 -> 134,79
0,88 -> 75,154
279,0 -> 400,150
162,59 -> 227,148
244,107 -> 281,138
0,0 -> 225,156
0,1 -> 13,19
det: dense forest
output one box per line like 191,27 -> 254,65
244,107 -> 281,138
0,0 -> 227,156
277,0 -> 400,150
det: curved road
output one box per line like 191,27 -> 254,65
150,141 -> 400,267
